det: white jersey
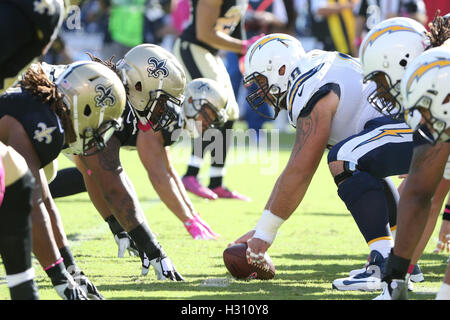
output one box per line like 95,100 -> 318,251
286,50 -> 382,147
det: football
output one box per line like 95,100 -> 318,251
223,242 -> 275,280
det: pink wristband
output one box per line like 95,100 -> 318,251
43,257 -> 64,271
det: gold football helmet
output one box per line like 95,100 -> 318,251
183,78 -> 229,137
117,44 -> 186,131
55,61 -> 126,156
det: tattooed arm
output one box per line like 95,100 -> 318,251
232,91 -> 338,258
264,91 -> 338,219
394,142 -> 450,259
75,135 -> 146,231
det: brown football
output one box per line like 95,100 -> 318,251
223,242 -> 275,280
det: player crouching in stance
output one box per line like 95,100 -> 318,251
232,32 -> 428,291
0,61 -> 126,299
70,45 -> 185,280
49,55 -> 225,243
378,45 -> 450,300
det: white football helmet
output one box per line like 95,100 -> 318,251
183,78 -> 228,138
400,46 -> 450,143
117,44 -> 186,131
56,61 -> 126,156
243,33 -> 305,119
359,17 -> 429,118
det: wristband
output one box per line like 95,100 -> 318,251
443,212 -> 450,221
253,209 -> 285,244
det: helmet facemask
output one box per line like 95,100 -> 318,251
364,71 -> 403,119
184,99 -> 226,138
134,88 -> 183,131
80,119 -> 122,156
407,96 -> 450,145
243,72 -> 283,120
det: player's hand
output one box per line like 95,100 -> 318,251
434,220 -> 450,253
114,231 -> 139,258
150,256 -> 184,281
246,236 -> 271,266
228,230 -> 255,247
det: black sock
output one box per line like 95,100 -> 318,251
105,215 -> 125,236
59,246 -> 78,271
208,176 -> 223,189
128,223 -> 165,260
9,279 -> 39,300
184,166 -> 200,177
45,261 -> 68,286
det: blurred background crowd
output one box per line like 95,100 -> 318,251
50,0 -> 450,134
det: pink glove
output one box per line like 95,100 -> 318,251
184,218 -> 215,240
241,33 -> 265,56
194,213 -> 221,239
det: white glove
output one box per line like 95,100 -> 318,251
114,231 -> 139,258
149,257 -> 184,281
53,270 -> 89,300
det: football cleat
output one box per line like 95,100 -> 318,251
53,270 -> 89,300
373,278 -> 409,300
332,250 -> 386,291
150,256 -> 184,281
182,176 -> 218,200
408,264 -> 424,283
114,231 -> 139,258
210,186 -> 251,201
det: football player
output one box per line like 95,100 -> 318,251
67,45 -> 185,281
0,61 -> 126,299
172,0 -> 262,201
0,0 -> 64,94
355,13 -> 450,299
330,16 -> 432,291
49,77 -> 228,243
377,47 -> 450,299
232,32 -> 429,292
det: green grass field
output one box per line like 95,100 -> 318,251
0,122 -> 448,301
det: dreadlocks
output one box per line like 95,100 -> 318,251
86,52 -> 129,95
427,10 -> 450,48
20,64 -> 76,144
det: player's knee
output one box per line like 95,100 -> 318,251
328,160 -> 355,186
328,160 -> 345,177
0,171 -> 34,235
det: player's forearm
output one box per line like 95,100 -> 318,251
97,172 -> 146,231
395,191 -> 432,259
169,166 -> 196,214
147,168 -> 192,222
197,30 -> 244,54
316,3 -> 353,16
268,165 -> 313,220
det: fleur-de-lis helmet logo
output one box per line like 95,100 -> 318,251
147,57 -> 169,78
95,84 -> 116,108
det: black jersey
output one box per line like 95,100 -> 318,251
180,0 -> 247,55
114,102 -> 184,148
0,0 -> 64,92
0,88 -> 65,168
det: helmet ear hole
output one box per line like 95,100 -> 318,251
279,65 -> 286,76
135,81 -> 142,92
84,104 -> 92,117
399,59 -> 407,67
